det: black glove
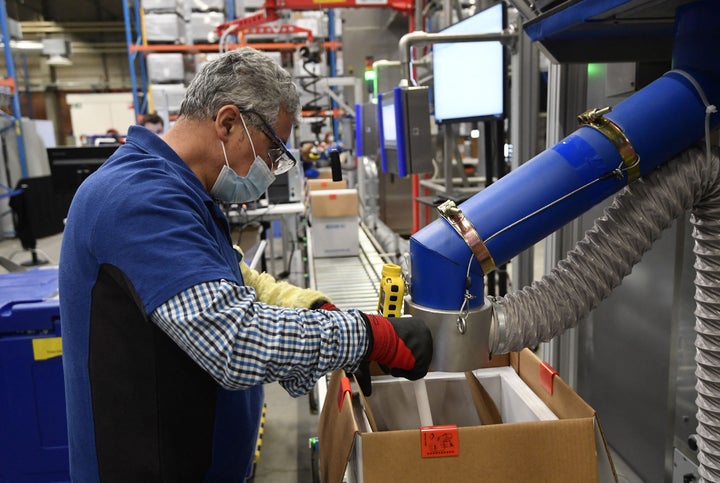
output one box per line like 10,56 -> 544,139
314,304 -> 433,396
354,313 -> 433,396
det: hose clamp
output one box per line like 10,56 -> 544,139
437,200 -> 496,274
578,106 -> 640,183
487,295 -> 506,355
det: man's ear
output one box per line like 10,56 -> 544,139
214,105 -> 241,142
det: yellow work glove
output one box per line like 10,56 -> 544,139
236,247 -> 331,309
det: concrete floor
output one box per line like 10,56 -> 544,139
0,232 -> 322,482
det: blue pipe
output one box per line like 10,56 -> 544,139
122,0 -> 141,121
134,2 -> 150,117
410,0 -> 720,311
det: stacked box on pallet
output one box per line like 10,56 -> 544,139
150,83 -> 186,113
142,0 -> 178,11
189,0 -> 225,11
147,53 -> 186,84
145,12 -> 186,43
292,10 -> 343,39
189,11 -> 225,43
235,0 -> 265,17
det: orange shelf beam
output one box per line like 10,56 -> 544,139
129,41 -> 342,53
0,77 -> 16,94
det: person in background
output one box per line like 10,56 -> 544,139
103,128 -> 125,144
139,112 -> 164,134
59,47 -> 432,482
300,140 -> 320,177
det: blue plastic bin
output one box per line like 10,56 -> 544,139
0,268 -> 70,483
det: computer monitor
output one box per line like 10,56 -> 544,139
355,102 -> 379,158
433,2 -> 507,123
47,145 -> 118,217
378,90 -> 400,174
377,86 -> 433,177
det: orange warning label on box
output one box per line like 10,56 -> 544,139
420,425 -> 459,458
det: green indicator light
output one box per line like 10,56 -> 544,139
587,63 -> 602,78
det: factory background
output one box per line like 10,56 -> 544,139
1,0 -> 717,482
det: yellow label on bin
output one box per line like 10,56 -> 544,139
32,337 -> 63,361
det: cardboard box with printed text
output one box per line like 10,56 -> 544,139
309,189 -> 359,258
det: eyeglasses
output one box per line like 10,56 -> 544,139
240,109 -> 297,175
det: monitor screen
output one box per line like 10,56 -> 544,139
433,2 -> 506,123
355,102 -> 379,157
47,145 -> 118,216
377,87 -> 433,177
381,98 -> 397,146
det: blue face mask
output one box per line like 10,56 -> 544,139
210,115 -> 276,203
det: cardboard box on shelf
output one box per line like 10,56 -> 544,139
318,349 -> 617,483
309,189 -> 359,258
147,53 -> 185,83
144,12 -> 185,43
189,11 -> 225,43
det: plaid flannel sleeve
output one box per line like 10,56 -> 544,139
150,279 -> 368,396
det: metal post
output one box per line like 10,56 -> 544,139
122,0 -> 142,120
327,10 -> 339,139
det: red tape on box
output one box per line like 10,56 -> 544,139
420,425 -> 459,458
540,360 -> 558,395
337,376 -> 351,411
329,193 -> 337,200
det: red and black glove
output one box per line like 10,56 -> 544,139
315,303 -> 433,396
356,313 -> 433,396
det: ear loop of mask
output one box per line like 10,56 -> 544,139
238,113 -> 258,160
220,140 -> 230,167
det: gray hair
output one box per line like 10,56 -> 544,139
179,47 -> 300,127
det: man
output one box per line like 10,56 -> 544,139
140,112 -> 165,134
59,47 -> 432,482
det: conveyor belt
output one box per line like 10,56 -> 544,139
310,228 -> 386,313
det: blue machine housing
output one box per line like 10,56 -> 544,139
409,0 -> 720,311
0,268 -> 70,483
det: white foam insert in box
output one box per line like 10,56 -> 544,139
366,367 -> 557,431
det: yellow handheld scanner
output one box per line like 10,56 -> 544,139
377,263 -> 405,317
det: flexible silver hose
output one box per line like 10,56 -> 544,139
693,157 -> 720,482
488,145 -> 720,480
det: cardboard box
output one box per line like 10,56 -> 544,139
316,167 -> 333,179
310,189 -> 359,258
319,349 -> 617,483
144,12 -> 184,43
310,189 -> 358,218
150,83 -> 186,113
147,53 -> 185,83
306,179 -> 347,192
310,216 -> 359,258
141,0 -> 177,11
189,11 -> 225,43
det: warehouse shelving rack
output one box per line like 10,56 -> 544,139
121,0 -> 343,122
0,0 -> 28,182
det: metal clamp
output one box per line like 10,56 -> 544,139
487,295 -> 506,355
437,200 -> 496,274
578,106 -> 640,183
